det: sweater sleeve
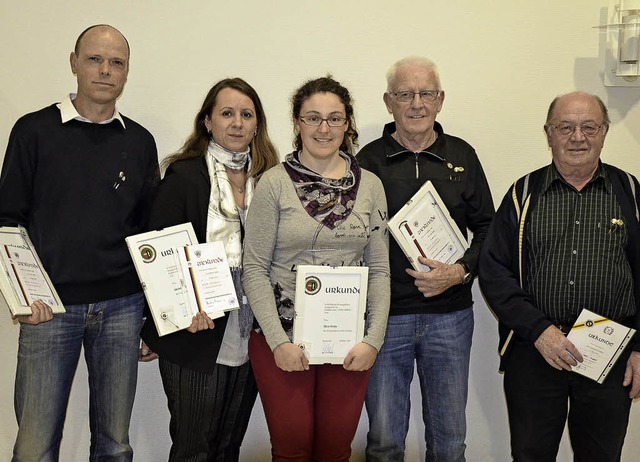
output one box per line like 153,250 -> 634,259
361,174 -> 390,351
0,119 -> 36,227
478,185 -> 552,345
242,172 -> 291,350
458,149 -> 495,276
136,137 -> 159,232
148,163 -> 189,231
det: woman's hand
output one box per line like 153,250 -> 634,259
274,342 -> 309,372
11,299 -> 53,325
343,342 -> 378,371
186,312 -> 215,333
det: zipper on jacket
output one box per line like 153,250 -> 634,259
414,153 -> 419,179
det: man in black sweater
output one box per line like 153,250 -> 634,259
0,24 -> 158,461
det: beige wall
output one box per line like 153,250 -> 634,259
1,1 -> 639,460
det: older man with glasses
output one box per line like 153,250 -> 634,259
357,56 -> 494,462
479,91 -> 640,461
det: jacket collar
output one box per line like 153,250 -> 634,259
382,121 -> 446,162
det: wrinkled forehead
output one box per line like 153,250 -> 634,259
551,95 -> 603,122
392,65 -> 440,89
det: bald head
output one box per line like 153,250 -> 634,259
546,91 -> 609,127
75,24 -> 130,60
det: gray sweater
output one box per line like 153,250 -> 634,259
242,163 -> 390,352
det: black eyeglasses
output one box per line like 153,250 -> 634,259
298,115 -> 347,127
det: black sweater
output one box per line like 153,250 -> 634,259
479,163 -> 640,368
0,104 -> 158,304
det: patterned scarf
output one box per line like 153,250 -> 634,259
283,150 -> 361,229
205,140 -> 254,337
208,138 -> 250,170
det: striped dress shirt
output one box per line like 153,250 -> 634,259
526,165 -> 635,325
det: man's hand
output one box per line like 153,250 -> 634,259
534,325 -> 583,371
273,342 -> 309,372
623,351 -> 640,399
405,257 -> 465,298
186,312 -> 214,333
139,340 -> 158,362
11,299 -> 53,325
343,342 -> 378,371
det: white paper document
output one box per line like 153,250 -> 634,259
567,309 -> 636,384
387,181 -> 468,272
127,223 -> 199,336
177,242 -> 239,318
293,265 -> 368,364
0,226 -> 65,316
128,223 -> 236,337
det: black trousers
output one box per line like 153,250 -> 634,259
158,357 -> 258,462
503,339 -> 632,462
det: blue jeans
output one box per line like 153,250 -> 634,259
365,308 -> 473,462
13,292 -> 145,462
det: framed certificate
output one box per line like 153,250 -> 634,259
126,223 -> 200,336
387,181 -> 468,272
127,223 -> 235,336
293,265 -> 368,365
567,309 -> 636,383
0,226 -> 65,316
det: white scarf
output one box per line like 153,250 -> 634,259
205,140 -> 254,336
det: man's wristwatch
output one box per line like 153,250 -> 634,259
458,262 -> 472,285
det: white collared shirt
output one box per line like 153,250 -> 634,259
57,93 -> 126,128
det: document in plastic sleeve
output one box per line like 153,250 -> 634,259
293,265 -> 368,365
567,309 -> 636,384
177,242 -> 239,319
128,222 -> 234,337
387,181 -> 468,272
0,226 -> 65,316
127,223 -> 199,336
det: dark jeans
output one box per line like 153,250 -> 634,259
503,339 -> 632,462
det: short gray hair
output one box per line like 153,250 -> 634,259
386,56 -> 441,92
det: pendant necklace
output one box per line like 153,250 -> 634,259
228,175 -> 246,193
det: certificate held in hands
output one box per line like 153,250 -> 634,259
293,265 -> 368,365
126,223 -> 237,337
177,242 -> 239,317
387,181 -> 468,272
567,309 -> 636,384
0,226 -> 65,316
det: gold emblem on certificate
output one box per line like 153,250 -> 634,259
567,309 -> 636,383
293,265 -> 368,365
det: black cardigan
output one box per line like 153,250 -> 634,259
140,157 -> 230,372
479,163 -> 640,370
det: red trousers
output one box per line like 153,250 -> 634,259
249,332 -> 370,462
